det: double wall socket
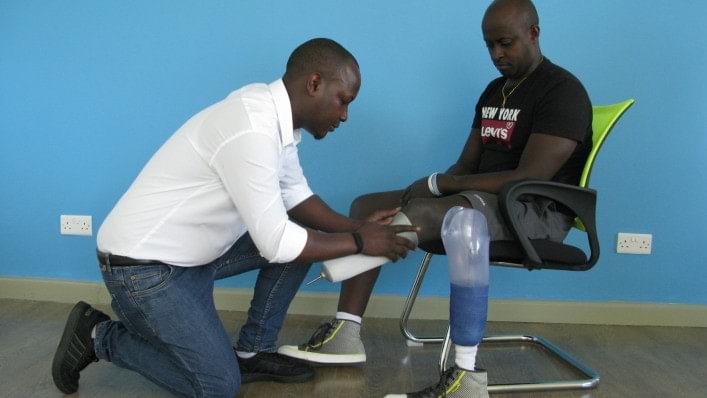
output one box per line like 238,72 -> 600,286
60,215 -> 92,236
616,232 -> 652,255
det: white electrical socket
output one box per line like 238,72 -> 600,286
616,232 -> 652,255
60,215 -> 92,236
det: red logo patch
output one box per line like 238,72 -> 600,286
480,119 -> 515,147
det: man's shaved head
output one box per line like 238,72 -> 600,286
283,38 -> 361,141
284,38 -> 358,81
484,0 -> 539,28
482,0 -> 543,79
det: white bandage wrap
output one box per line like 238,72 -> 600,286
321,212 -> 418,282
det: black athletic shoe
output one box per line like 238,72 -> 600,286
238,351 -> 314,384
52,301 -> 110,394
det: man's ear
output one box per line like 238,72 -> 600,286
529,24 -> 540,42
306,72 -> 323,97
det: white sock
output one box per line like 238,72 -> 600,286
335,311 -> 362,325
454,344 -> 479,371
321,212 -> 418,282
236,351 -> 256,359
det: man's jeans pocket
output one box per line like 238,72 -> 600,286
102,264 -> 176,298
121,264 -> 175,297
100,264 -> 181,339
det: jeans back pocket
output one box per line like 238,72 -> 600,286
123,264 -> 175,297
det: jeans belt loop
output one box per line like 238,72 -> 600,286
103,251 -> 112,274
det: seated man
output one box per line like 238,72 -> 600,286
279,0 -> 592,395
51,38 -> 418,397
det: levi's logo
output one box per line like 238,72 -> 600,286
480,106 -> 520,147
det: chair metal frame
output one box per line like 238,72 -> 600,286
399,99 -> 635,393
400,252 -> 599,393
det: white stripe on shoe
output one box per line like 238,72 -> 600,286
277,344 -> 366,364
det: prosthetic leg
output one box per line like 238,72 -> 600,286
383,207 -> 491,398
442,206 -> 490,349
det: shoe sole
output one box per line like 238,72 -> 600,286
277,345 -> 366,365
51,301 -> 91,394
240,370 -> 314,384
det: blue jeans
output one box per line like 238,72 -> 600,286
94,234 -> 311,397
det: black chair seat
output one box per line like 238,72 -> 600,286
490,240 -> 588,269
418,239 -> 588,270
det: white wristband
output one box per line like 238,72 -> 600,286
427,172 -> 442,196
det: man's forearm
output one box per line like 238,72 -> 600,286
445,163 -> 473,176
294,230 -> 360,263
436,132 -> 577,195
436,170 -> 531,195
288,195 -> 363,233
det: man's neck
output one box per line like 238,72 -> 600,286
282,76 -> 303,130
508,54 -> 544,85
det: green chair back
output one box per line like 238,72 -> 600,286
579,99 -> 635,188
574,98 -> 635,230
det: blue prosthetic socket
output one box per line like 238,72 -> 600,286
441,206 -> 490,347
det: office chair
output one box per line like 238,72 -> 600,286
399,99 -> 635,393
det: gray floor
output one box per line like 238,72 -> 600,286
1,299 -> 706,397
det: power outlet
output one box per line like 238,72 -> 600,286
616,232 -> 652,255
60,215 -> 92,236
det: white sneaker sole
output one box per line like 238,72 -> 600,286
277,344 -> 366,364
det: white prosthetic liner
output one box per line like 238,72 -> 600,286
321,212 -> 418,282
441,206 -> 490,346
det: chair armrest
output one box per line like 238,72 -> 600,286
497,180 -> 599,268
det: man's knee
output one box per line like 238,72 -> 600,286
402,198 -> 437,225
201,376 -> 239,398
187,352 -> 240,397
349,193 -> 378,218
404,196 -> 470,225
215,375 -> 240,398
194,366 -> 240,398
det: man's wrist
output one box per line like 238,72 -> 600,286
351,232 -> 364,254
350,219 -> 365,232
435,173 -> 456,195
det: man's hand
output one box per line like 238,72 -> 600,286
356,222 -> 419,262
365,207 -> 401,225
400,177 -> 437,206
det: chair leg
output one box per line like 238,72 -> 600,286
480,335 -> 600,393
439,325 -> 452,372
399,252 -> 445,344
400,253 -> 600,392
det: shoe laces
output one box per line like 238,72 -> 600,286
305,320 -> 339,348
416,367 -> 462,397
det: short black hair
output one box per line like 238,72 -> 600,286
285,38 -> 358,80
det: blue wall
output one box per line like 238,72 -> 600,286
2,1 -> 706,304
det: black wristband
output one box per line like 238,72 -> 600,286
351,232 -> 364,254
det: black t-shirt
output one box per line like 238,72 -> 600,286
471,58 -> 592,185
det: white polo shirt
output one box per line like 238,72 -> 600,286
97,79 -> 313,266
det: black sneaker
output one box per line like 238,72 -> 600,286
52,301 -> 110,394
238,351 -> 314,384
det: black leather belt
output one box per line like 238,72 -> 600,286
97,250 -> 165,267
